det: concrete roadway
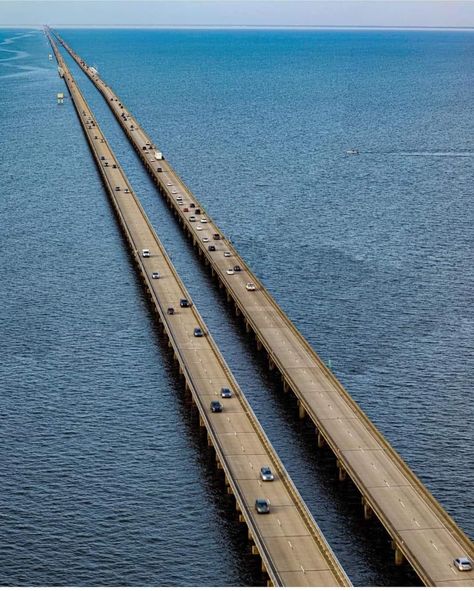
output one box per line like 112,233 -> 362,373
52,29 -> 474,587
47,30 -> 351,587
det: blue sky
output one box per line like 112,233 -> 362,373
1,0 -> 473,28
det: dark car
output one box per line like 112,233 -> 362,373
167,307 -> 175,315
233,265 -> 242,272
208,245 -> 216,252
189,203 -> 195,208
220,387 -> 233,398
195,208 -> 201,215
180,298 -> 190,308
255,499 -> 270,514
193,327 -> 204,337
213,233 -> 221,240
210,401 -> 223,413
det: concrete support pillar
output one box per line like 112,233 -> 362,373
261,562 -> 267,574
337,461 -> 347,482
207,434 -> 213,448
235,305 -> 240,317
227,486 -> 233,495
226,290 -> 231,303
199,415 -> 205,428
251,545 -> 259,556
238,513 -> 245,523
268,357 -> 275,371
256,338 -> 262,351
282,379 -> 290,394
317,431 -> 325,448
298,400 -> 306,419
362,498 -> 373,520
248,529 -> 253,541
394,544 -> 404,566
245,320 -> 251,334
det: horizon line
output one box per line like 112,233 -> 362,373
5,24 -> 474,31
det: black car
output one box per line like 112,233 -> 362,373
233,265 -> 242,272
255,499 -> 270,514
210,401 -> 223,413
180,298 -> 190,308
208,245 -> 216,252
193,327 -> 204,337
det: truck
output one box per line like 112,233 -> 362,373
154,151 -> 163,160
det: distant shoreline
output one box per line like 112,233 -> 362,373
3,24 -> 474,31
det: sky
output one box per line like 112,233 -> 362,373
1,0 -> 474,28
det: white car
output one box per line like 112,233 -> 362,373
166,182 -> 173,186
224,251 -> 231,257
189,216 -> 196,222
200,218 -> 207,223
142,249 -> 150,258
196,225 -> 203,231
202,237 -> 209,243
171,190 -> 177,194
226,269 -> 235,275
453,557 -> 472,571
151,272 -> 160,279
246,282 -> 256,291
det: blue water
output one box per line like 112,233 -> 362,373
1,27 -> 472,586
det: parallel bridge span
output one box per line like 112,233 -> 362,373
46,29 -> 351,588
51,27 -> 474,587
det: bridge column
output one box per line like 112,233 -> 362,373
235,304 -> 240,317
256,338 -> 262,351
245,320 -> 251,334
317,431 -> 325,448
282,379 -> 290,394
337,459 -> 347,481
268,357 -> 275,371
392,541 -> 405,566
362,497 -> 373,520
297,400 -> 306,419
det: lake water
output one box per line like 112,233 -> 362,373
0,27 -> 472,586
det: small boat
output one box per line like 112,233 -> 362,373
346,149 -> 359,155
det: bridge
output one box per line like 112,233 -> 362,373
50,27 -> 474,587
46,29 -> 351,588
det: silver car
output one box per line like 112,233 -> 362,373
453,557 -> 472,571
260,466 -> 274,481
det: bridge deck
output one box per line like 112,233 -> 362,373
52,29 -> 474,587
47,30 -> 350,588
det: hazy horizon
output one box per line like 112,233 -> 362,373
1,0 -> 474,28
